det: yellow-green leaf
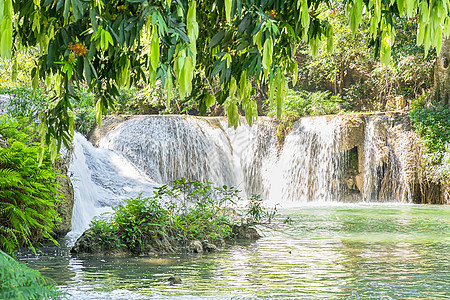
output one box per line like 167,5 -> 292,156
291,61 -> 298,87
225,0 -> 232,23
262,37 -> 273,70
96,100 -> 103,128
150,26 -> 160,70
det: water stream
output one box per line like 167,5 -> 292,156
18,204 -> 450,299
15,115 -> 450,298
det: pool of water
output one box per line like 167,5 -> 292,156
18,204 -> 450,299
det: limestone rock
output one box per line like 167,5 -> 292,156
231,224 -> 261,240
336,115 -> 365,152
186,240 -> 203,253
88,115 -> 129,146
355,173 -> 364,193
202,242 -> 219,253
168,275 -> 182,285
0,134 -> 5,148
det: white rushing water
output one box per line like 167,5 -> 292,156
362,116 -> 380,201
99,116 -> 241,187
68,133 -> 157,239
273,117 -> 344,204
69,114 -> 413,236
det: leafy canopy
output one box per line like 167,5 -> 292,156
0,0 -> 449,159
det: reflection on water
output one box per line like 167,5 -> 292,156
17,204 -> 450,299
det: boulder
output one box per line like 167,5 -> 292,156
202,241 -> 219,253
168,275 -> 182,285
186,240 -> 203,253
231,224 -> 261,240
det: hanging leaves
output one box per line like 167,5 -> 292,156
0,0 -> 13,59
1,0 -> 448,154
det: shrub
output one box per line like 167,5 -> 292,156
409,105 -> 450,156
0,250 -> 63,299
410,104 -> 450,182
0,86 -> 48,119
89,179 -> 269,252
270,89 -> 342,119
0,116 -> 60,256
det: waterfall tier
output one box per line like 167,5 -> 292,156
69,113 -> 421,233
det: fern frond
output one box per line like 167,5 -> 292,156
0,250 -> 63,299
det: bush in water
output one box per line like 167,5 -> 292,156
88,179 -> 271,253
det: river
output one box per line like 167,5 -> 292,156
18,204 -> 450,299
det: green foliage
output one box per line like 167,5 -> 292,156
0,0 -> 444,155
246,194 -> 277,224
410,103 -> 450,182
0,116 -> 60,256
409,105 -> 450,158
72,88 -> 97,136
89,179 -> 271,252
276,118 -> 295,145
0,250 -> 63,300
270,89 -> 342,119
296,11 -> 434,111
0,86 -> 48,119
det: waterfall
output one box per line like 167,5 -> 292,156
222,118 -> 279,199
362,116 -> 380,201
273,117 -> 345,203
69,114 -> 418,237
361,115 -> 414,203
98,116 -> 241,188
68,133 -> 157,238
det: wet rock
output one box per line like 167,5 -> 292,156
0,134 -> 5,148
186,240 -> 203,253
336,115 -> 365,152
168,275 -> 182,285
202,242 -> 218,253
231,224 -> 261,240
355,173 -> 364,193
88,115 -> 129,145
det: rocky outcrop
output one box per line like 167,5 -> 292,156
88,115 -> 129,146
53,159 -> 75,238
331,112 -> 449,204
70,224 -> 260,256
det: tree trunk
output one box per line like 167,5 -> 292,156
433,37 -> 450,105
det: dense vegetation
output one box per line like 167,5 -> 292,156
75,179 -> 272,254
0,116 -> 60,256
410,104 -> 450,181
0,250 -> 62,299
0,0 -> 448,157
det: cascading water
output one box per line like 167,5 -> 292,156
222,116 -> 346,204
273,117 -> 345,203
68,133 -> 157,239
362,116 -> 380,201
69,114 -> 418,239
360,115 -> 415,203
98,116 -> 241,187
222,118 -> 279,198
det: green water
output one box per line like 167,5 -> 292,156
18,204 -> 450,299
